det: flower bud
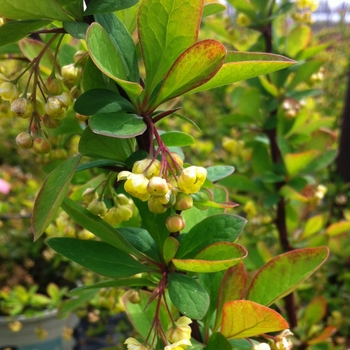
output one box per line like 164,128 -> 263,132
32,137 -> 51,154
147,176 -> 169,197
45,76 -> 63,95
166,316 -> 192,344
56,92 -> 72,107
253,343 -> 271,350
70,86 -> 81,99
16,132 -> 33,149
73,50 -> 88,66
82,188 -> 98,204
45,96 -> 66,119
124,173 -> 150,201
11,98 -> 33,118
61,64 -> 81,87
0,81 -> 19,101
177,166 -> 207,194
124,338 -> 149,350
116,193 -> 130,206
0,73 -> 9,84
118,205 -> 133,221
166,152 -> 184,170
166,214 -> 186,232
42,114 -> 62,128
174,193 -> 193,211
87,199 -> 108,216
132,158 -> 161,179
126,290 -> 141,304
148,197 -> 167,214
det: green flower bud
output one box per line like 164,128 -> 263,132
45,96 -> 66,118
166,316 -> 192,344
148,197 -> 167,214
42,114 -> 62,128
0,81 -> 19,101
73,50 -> 88,66
61,64 -> 81,87
166,214 -> 186,232
45,76 -> 63,95
174,193 -> 193,211
16,132 -> 33,149
87,199 -> 108,216
82,188 -> 98,204
32,137 -> 51,154
11,98 -> 33,118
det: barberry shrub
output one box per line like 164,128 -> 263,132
0,0 -> 330,349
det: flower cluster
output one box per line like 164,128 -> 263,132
118,156 -> 207,232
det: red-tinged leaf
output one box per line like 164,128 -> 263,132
246,247 -> 329,306
138,0 -> 203,96
325,221 -> 350,236
214,262 -> 247,331
191,51 -> 295,93
303,296 -> 327,325
152,40 -> 226,108
284,150 -> 319,177
172,243 -> 247,273
32,154 -> 82,240
307,326 -> 337,345
221,300 -> 289,339
286,25 -> 312,58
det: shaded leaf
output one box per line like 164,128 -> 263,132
203,3 -> 227,18
307,326 -> 337,345
303,296 -> 327,325
85,0 -> 138,15
284,150 -> 319,177
286,25 -> 311,57
0,20 -> 50,47
89,112 -> 146,138
205,332 -> 232,350
221,300 -> 289,339
168,273 -> 210,320
138,0 -> 203,96
32,154 -> 82,240
191,52 -> 295,93
207,166 -> 235,182
47,238 -> 153,278
246,247 -> 329,306
153,40 -> 226,107
63,22 -> 89,39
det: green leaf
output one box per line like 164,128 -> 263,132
74,89 -> 135,115
286,25 -> 311,58
219,174 -> 262,192
301,214 -> 324,239
205,332 -> 232,350
287,60 -> 324,90
163,236 -> 180,263
69,278 -> 155,296
172,243 -> 247,273
95,13 -> 139,82
303,296 -> 327,325
57,0 -> 84,21
302,149 -> 337,173
47,238 -> 153,278
296,42 -> 331,60
246,247 -> 329,306
168,273 -> 210,320
176,214 -> 247,259
133,198 -> 170,252
156,131 -> 194,147
79,126 -> 135,161
32,154 -> 81,240
86,23 -> 143,103
227,0 -> 257,19
207,166 -> 235,182
191,52 -> 296,93
123,290 -> 170,340
214,263 -> 247,331
61,198 -> 145,259
85,0 -> 138,15
138,0 -> 203,96
0,0 -> 72,21
89,112 -> 146,138
221,300 -> 289,339
0,20 -> 50,47
326,221 -> 350,236
59,290 -> 97,318
118,227 -> 162,263
153,40 -> 226,107
203,3 -> 227,18
63,22 -> 89,39
284,150 -> 319,177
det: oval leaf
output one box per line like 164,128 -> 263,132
246,247 -> 329,306
157,131 -> 195,147
47,238 -> 153,278
153,40 -> 226,107
89,112 -> 146,138
85,0 -> 138,15
207,165 -> 235,182
191,52 -> 296,93
221,300 -> 289,339
326,221 -> 350,236
138,0 -> 203,95
86,22 -> 142,103
32,154 -> 82,240
284,150 -> 319,177
172,243 -> 247,273
168,273 -> 209,320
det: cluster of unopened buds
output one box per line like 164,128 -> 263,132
83,188 -> 133,227
117,155 -> 207,232
125,316 -> 192,350
252,330 -> 294,350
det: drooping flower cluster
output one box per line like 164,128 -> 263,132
117,156 -> 207,232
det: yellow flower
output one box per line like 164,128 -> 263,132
119,171 -> 150,202
253,343 -> 271,350
166,316 -> 192,344
147,176 -> 169,197
132,158 -> 161,179
124,337 -> 149,350
164,339 -> 192,350
177,166 -> 207,194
